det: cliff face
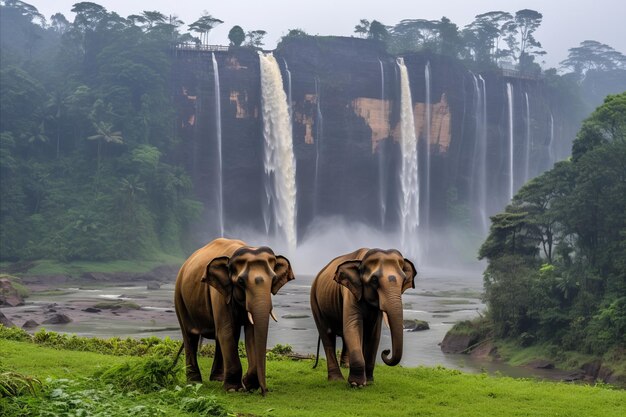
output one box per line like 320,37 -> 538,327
172,37 -> 571,242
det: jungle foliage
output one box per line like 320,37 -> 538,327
2,337 -> 625,417
0,1 -> 203,262
479,93 -> 626,356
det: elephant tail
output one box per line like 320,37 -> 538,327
312,336 -> 321,369
169,341 -> 185,372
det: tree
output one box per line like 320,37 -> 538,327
354,19 -> 370,38
188,13 -> 223,45
245,30 -> 267,48
463,11 -> 514,64
367,20 -> 388,42
228,25 -> 245,46
560,40 -> 626,79
50,12 -> 69,34
512,9 -> 545,68
87,121 -> 123,169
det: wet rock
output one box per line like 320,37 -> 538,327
0,278 -> 24,307
281,314 -> 310,319
0,311 -> 16,327
22,319 -> 39,328
42,314 -> 72,324
440,333 -> 479,354
165,310 -> 174,313
581,360 -> 602,379
83,307 -> 101,313
527,359 -> 555,369
47,309 -> 57,313
403,319 -> 430,331
147,282 -> 161,290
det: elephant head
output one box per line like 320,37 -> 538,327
334,249 -> 416,366
202,246 -> 294,394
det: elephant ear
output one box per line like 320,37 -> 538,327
202,256 -> 232,304
334,260 -> 362,301
401,258 -> 417,294
272,255 -> 295,295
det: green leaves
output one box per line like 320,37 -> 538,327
481,93 -> 626,353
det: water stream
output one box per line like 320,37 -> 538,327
506,82 -> 514,200
397,58 -> 420,260
259,52 -> 297,250
211,53 -> 224,237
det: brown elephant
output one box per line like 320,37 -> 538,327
310,248 -> 416,386
174,238 -> 294,395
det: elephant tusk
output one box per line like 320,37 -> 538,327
382,311 -> 390,329
270,310 -> 278,322
248,312 -> 254,325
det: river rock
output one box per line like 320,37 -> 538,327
83,307 -> 101,313
42,314 -> 72,324
0,278 -> 24,307
403,319 -> 430,331
0,311 -> 16,327
440,332 -> 479,354
581,359 -> 602,379
22,319 -> 39,328
147,282 -> 161,290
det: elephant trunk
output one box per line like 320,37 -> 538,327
252,304 -> 271,396
381,302 -> 404,366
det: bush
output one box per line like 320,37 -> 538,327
96,356 -> 181,393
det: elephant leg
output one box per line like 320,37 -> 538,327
242,324 -> 260,391
363,317 -> 382,383
209,339 -> 224,381
344,320 -> 366,387
183,331 -> 202,383
340,338 -> 350,368
320,330 -> 343,381
217,326 -> 243,391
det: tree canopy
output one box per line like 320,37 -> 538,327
479,93 -> 626,354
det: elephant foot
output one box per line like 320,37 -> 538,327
242,373 -> 260,391
327,370 -> 344,381
209,372 -> 224,382
223,382 -> 244,392
348,374 -> 366,388
366,374 -> 374,383
186,372 -> 202,384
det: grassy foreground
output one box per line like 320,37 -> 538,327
1,338 -> 624,416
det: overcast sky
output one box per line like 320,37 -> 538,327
30,0 -> 626,68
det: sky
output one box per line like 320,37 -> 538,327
29,0 -> 626,68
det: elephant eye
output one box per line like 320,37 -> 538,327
370,275 -> 379,285
237,277 -> 246,286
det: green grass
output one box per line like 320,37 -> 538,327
1,338 -> 624,416
22,255 -> 184,277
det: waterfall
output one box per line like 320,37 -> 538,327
397,58 -> 419,257
283,59 -> 293,122
212,53 -> 224,237
470,73 -> 488,232
506,82 -> 514,200
423,61 -> 431,233
548,113 -> 555,165
524,91 -> 531,183
313,77 -> 324,217
259,52 -> 297,249
378,59 -> 386,227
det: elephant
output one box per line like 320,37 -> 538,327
310,248 -> 417,387
174,238 -> 295,395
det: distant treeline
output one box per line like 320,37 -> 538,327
479,93 -> 626,355
0,1 -> 625,263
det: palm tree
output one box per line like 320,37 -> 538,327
188,14 -> 223,45
87,121 -> 123,170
